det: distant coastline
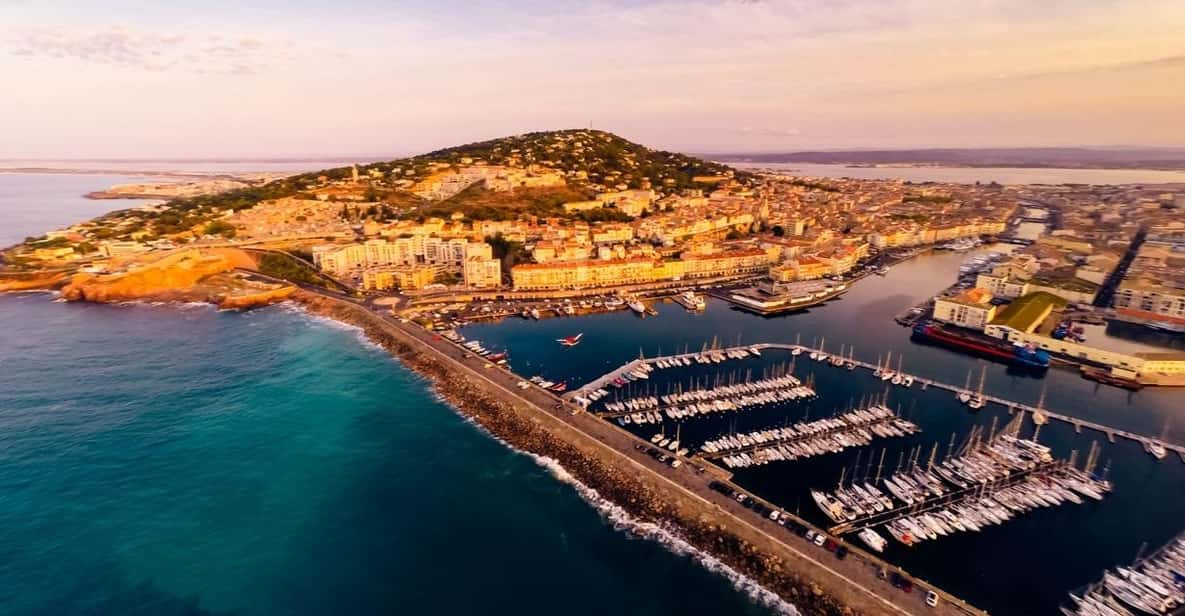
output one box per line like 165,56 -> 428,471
707,147 -> 1185,172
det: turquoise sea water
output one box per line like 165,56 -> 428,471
0,172 -> 787,616
0,296 -> 789,616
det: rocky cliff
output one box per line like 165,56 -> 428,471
61,249 -> 234,303
0,271 -> 69,292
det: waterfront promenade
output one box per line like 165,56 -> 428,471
301,290 -> 987,616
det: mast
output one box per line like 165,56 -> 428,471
1032,384 -> 1048,441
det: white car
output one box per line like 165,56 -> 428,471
925,591 -> 939,608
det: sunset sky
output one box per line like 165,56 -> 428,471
3,0 -> 1184,158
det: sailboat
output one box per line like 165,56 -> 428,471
557,333 -> 584,347
1031,386 -> 1048,441
1146,419 -> 1169,460
667,424 -> 682,453
968,366 -> 987,410
958,368 -> 973,404
880,351 -> 894,381
897,356 -> 913,387
791,333 -> 803,356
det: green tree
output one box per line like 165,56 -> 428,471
203,220 -> 237,238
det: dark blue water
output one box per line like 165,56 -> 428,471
461,249 -> 1185,615
0,295 -> 793,616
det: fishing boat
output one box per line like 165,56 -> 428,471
557,333 -> 584,347
674,290 -> 707,311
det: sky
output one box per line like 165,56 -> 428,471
2,0 -> 1184,158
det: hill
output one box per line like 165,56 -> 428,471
67,130 -> 751,243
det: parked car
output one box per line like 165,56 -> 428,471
925,591 -> 939,608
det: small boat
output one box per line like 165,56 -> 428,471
548,381 -> 568,392
674,290 -> 707,311
529,308 -> 541,320
858,528 -> 887,553
1146,440 -> 1167,460
557,333 -> 584,347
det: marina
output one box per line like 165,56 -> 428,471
459,246 -> 1185,616
819,422 -> 1112,540
570,342 -> 1185,461
1065,531 -> 1185,615
699,403 -> 920,469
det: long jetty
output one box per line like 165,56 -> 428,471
570,342 -> 1185,462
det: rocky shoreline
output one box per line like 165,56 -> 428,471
294,291 -> 859,616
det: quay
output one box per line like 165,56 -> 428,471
570,342 -> 1185,462
344,299 -> 989,615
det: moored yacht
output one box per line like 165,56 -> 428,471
674,290 -> 707,311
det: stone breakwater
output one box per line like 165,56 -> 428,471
294,291 -> 864,616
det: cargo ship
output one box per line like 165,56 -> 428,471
912,321 -> 1050,369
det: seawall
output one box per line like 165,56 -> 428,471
294,290 -> 914,616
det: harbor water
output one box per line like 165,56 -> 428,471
461,249 -> 1185,615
